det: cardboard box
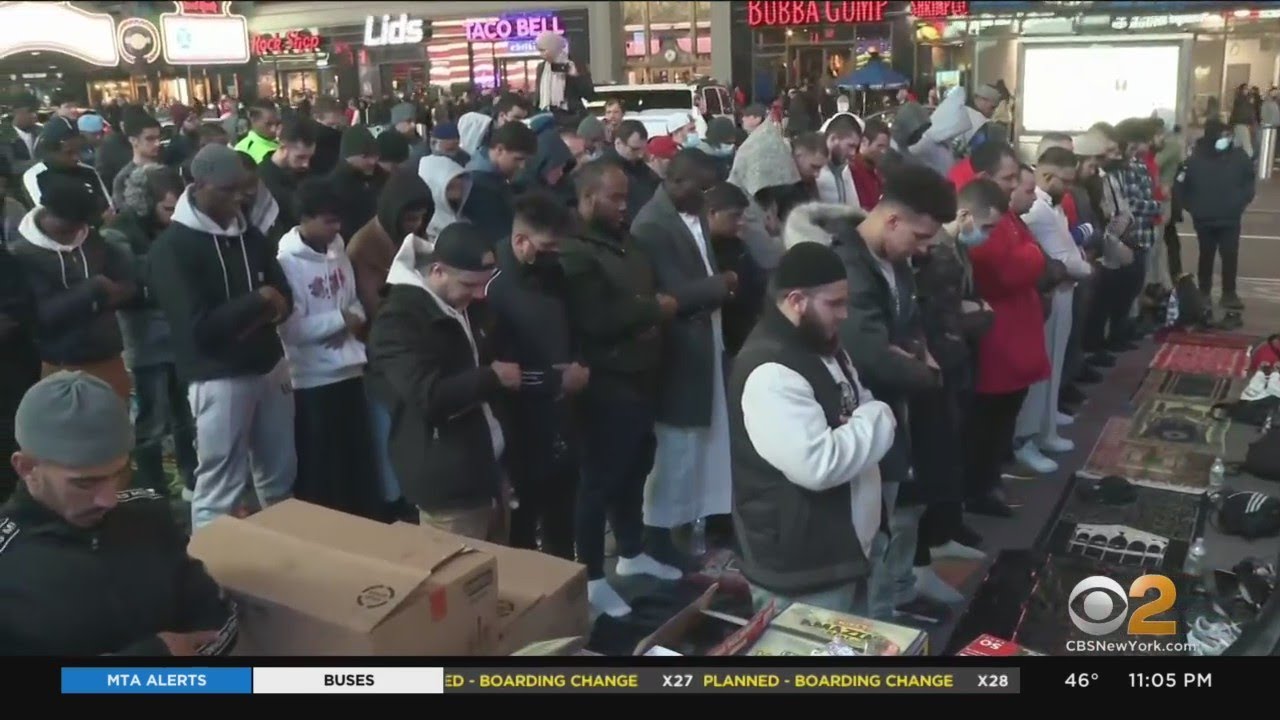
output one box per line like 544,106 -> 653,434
395,522 -> 589,655
956,634 -> 1045,657
753,602 -> 928,656
189,500 -> 497,655
633,584 -> 777,656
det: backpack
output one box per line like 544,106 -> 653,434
1167,273 -> 1209,328
1242,412 -> 1280,483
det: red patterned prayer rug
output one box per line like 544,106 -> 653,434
1131,370 -> 1247,406
1148,343 -> 1250,377
1082,418 -> 1214,494
1153,328 -> 1257,349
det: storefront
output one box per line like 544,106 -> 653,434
622,1 -> 714,84
251,29 -> 336,101
912,1 -> 1280,142
248,1 -> 624,90
728,1 -> 919,102
0,1 -> 252,109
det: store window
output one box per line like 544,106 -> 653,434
623,0 -> 713,84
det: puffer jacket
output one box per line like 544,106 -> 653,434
103,165 -> 175,369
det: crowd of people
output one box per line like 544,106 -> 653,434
0,51 -> 1263,654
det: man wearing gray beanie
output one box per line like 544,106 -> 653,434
148,144 -> 297,530
0,371 -> 238,655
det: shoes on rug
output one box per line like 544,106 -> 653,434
1001,459 -> 1039,480
1015,442 -> 1058,474
588,578 -> 632,618
1056,411 -> 1075,427
913,567 -> 967,605
615,553 -> 683,581
1039,435 -> 1075,454
931,540 -> 986,562
1220,292 -> 1245,311
1060,383 -> 1086,406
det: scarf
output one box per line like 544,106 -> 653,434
538,61 -> 568,111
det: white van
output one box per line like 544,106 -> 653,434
588,82 -> 735,138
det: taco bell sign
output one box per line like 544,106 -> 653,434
465,13 -> 563,43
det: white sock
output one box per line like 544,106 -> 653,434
588,579 -> 632,618
913,567 -> 965,604
615,553 -> 684,581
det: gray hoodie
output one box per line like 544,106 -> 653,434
729,122 -> 801,271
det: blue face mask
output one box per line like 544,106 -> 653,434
958,225 -> 990,247
683,133 -> 701,149
1214,137 -> 1231,152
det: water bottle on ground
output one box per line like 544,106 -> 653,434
1209,457 -> 1226,492
1184,537 -> 1208,577
689,517 -> 707,558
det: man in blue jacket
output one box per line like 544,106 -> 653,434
463,121 -> 539,247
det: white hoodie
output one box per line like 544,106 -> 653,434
418,155 -> 473,243
275,226 -> 367,390
385,236 -> 505,461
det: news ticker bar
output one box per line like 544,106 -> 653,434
61,667 -> 1021,694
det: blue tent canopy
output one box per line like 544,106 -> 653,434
836,59 -> 909,91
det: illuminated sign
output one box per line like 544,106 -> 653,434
0,1 -> 119,66
252,30 -> 323,56
910,1 -> 970,19
746,1 -> 888,27
118,17 -> 163,64
465,13 -> 564,43
161,1 -> 250,64
364,14 -> 425,46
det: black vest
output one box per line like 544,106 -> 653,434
728,306 -> 875,595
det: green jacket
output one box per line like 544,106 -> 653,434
234,130 -> 279,164
559,221 -> 663,383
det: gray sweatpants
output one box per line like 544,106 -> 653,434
188,359 -> 296,529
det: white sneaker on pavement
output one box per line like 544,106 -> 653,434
1015,442 -> 1058,474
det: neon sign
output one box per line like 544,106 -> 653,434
252,30 -> 323,56
364,14 -> 425,46
0,1 -> 120,66
910,1 -> 971,19
465,14 -> 564,43
161,1 -> 251,65
746,1 -> 889,27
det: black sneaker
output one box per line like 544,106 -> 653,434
953,523 -> 985,548
1059,384 -> 1086,406
1220,293 -> 1245,311
1076,365 -> 1104,384
1088,352 -> 1117,368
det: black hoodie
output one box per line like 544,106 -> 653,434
329,161 -> 381,244
257,158 -> 306,234
310,122 -> 343,176
148,191 -> 292,383
1181,128 -> 1256,228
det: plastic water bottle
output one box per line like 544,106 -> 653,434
1209,457 -> 1226,492
690,517 -> 708,558
1184,538 -> 1208,577
1165,288 -> 1180,327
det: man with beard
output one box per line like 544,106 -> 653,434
1013,147 -> 1091,476
783,133 -> 829,221
0,372 -> 239,655
816,115 -> 862,208
785,164 -> 954,621
604,120 -> 660,216
308,97 -> 348,177
560,160 -> 680,617
851,118 -> 891,210
632,150 -> 737,568
730,240 -> 896,614
487,192 -> 584,559
258,118 -> 316,234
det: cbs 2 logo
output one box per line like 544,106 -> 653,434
1068,575 -> 1177,636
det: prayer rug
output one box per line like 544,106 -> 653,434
1055,481 -> 1208,545
1013,554 -> 1188,656
1127,398 -> 1230,454
1131,370 -> 1247,406
1153,328 -> 1258,350
1083,418 -> 1215,494
1149,342 -> 1250,378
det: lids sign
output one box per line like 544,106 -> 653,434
252,30 -> 322,56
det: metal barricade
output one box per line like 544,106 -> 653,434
1259,125 -> 1277,181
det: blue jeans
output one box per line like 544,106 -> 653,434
866,482 -> 925,620
130,363 -> 196,494
365,386 -> 402,503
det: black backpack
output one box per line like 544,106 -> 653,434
1243,411 -> 1280,483
1169,273 -> 1210,328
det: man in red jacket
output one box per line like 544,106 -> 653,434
950,143 -> 1050,518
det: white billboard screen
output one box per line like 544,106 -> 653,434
1021,45 -> 1180,133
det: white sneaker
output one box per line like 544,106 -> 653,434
1056,412 -> 1075,427
181,488 -> 194,503
1015,442 -> 1059,474
1039,435 -> 1075,454
913,567 -> 966,604
588,578 -> 632,618
1242,364 -> 1271,400
930,540 -> 986,561
615,553 -> 684,581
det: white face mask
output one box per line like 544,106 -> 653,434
1214,137 -> 1231,152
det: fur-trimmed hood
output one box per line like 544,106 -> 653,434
783,202 -> 867,250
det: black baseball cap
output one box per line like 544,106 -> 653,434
431,222 -> 496,272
